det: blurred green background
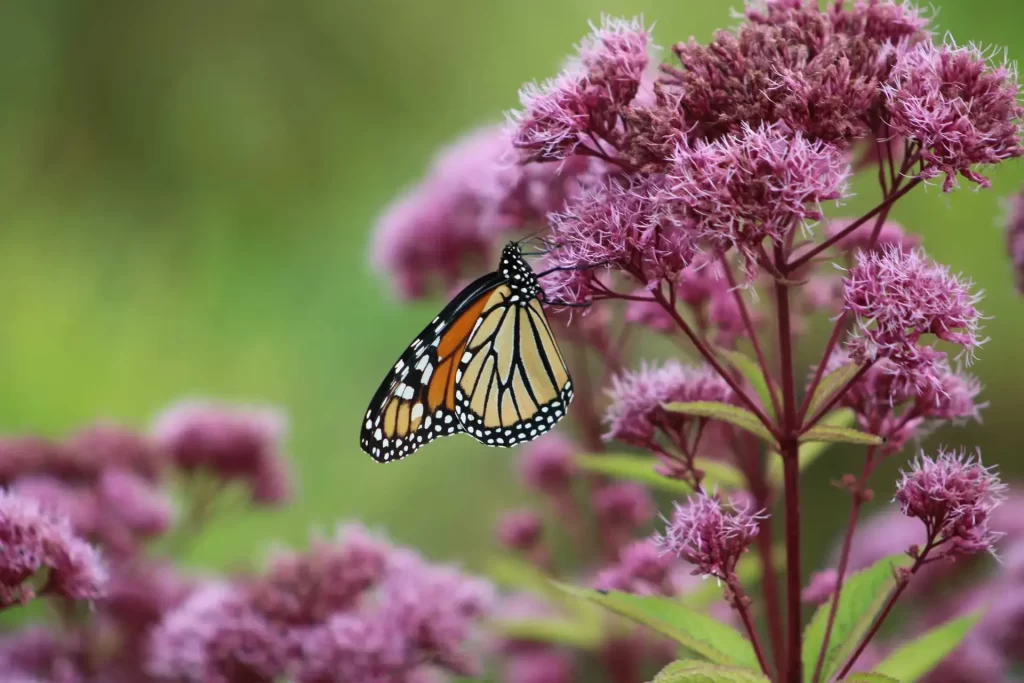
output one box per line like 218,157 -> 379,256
0,0 -> 1020,573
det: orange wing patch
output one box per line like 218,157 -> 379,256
425,291 -> 492,411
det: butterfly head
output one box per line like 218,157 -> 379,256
501,242 -> 540,299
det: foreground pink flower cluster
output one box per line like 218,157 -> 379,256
369,1 -> 1023,682
0,402 -> 493,683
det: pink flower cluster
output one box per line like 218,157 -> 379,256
654,494 -> 765,582
512,16 -> 652,162
842,247 -> 984,400
667,124 -> 849,274
895,448 -> 1005,558
821,347 -> 984,453
0,399 -> 296,683
604,360 -> 733,449
883,41 -> 1024,191
372,127 -> 606,298
149,525 -> 494,683
151,399 -> 294,505
0,490 -> 106,607
661,0 -> 929,146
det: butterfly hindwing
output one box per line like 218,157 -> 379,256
453,286 -> 573,447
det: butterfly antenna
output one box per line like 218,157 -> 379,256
514,227 -> 551,246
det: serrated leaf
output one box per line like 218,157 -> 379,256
652,659 -> 770,682
491,617 -> 602,650
807,363 -> 862,419
873,611 -> 982,683
554,583 -> 759,670
576,454 -> 746,495
802,553 -> 913,682
800,424 -> 883,447
716,347 -> 780,418
664,401 -> 777,447
844,675 -> 902,682
768,409 -> 856,485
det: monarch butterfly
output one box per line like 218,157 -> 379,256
360,242 -> 573,463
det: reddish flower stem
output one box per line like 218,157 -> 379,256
652,288 -> 781,441
774,267 -> 803,683
727,576 -> 773,677
744,432 -> 785,680
810,445 -> 878,683
786,178 -> 922,271
755,516 -> 785,679
721,254 -> 783,419
836,539 -> 938,679
797,310 -> 851,424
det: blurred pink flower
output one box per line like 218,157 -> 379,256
497,510 -> 544,553
0,490 -> 106,607
248,523 -> 390,626
519,434 -> 577,497
148,583 -> 288,683
151,399 -> 293,506
1004,186 -> 1024,294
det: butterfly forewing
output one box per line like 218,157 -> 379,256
360,272 -> 502,462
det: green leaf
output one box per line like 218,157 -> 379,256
553,583 -> 760,670
802,553 -> 913,682
800,424 -> 883,447
491,617 -> 602,650
652,659 -> 770,682
576,454 -> 746,495
664,401 -> 777,447
873,611 -> 983,683
486,555 -> 601,623
716,347 -> 780,418
806,363 -> 862,419
767,409 -> 856,485
844,675 -> 902,682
